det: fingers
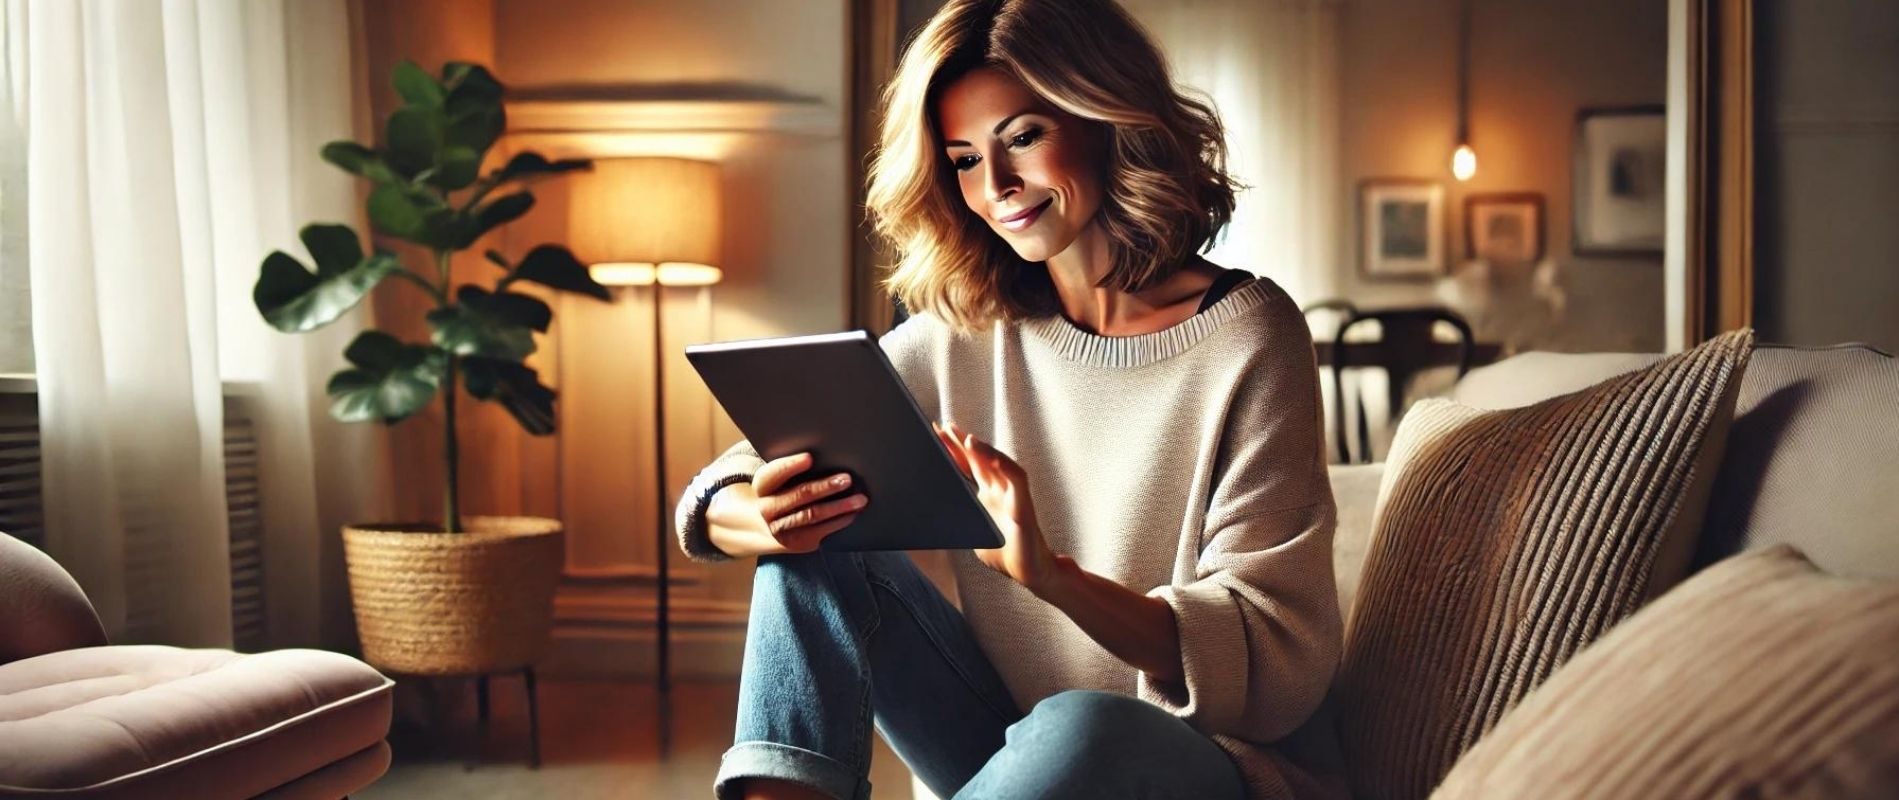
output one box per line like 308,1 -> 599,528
950,423 -> 1022,482
773,512 -> 860,554
767,490 -> 868,536
753,452 -> 814,497
753,452 -> 864,529
934,422 -> 975,479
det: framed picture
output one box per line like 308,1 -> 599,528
1359,179 -> 1445,280
1573,106 -> 1666,255
1465,192 -> 1545,266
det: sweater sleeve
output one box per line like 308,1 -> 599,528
672,315 -> 943,564
1136,299 -> 1344,743
673,439 -> 767,563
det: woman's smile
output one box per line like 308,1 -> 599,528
996,197 -> 1053,232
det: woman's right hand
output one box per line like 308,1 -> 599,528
706,452 -> 869,559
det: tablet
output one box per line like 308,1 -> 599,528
684,330 -> 1005,552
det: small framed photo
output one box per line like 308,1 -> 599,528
1465,192 -> 1545,266
1573,106 -> 1666,256
1359,179 -> 1445,280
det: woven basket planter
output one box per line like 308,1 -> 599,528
342,516 -> 564,676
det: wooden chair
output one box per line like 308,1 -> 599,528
1331,307 -> 1476,464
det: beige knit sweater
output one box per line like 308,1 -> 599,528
676,277 -> 1347,800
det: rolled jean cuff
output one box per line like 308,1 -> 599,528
715,741 -> 870,800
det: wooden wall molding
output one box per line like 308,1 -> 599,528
507,98 -> 842,139
545,586 -> 750,679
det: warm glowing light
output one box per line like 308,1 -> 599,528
571,158 -> 722,286
589,262 -> 724,287
1451,143 -> 1478,182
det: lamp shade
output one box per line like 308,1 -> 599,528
570,157 -> 722,287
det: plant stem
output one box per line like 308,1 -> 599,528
393,269 -> 447,304
437,248 -> 462,534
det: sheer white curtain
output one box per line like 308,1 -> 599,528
1125,0 -> 1343,308
17,0 -> 379,648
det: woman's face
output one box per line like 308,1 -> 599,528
937,66 -> 1105,263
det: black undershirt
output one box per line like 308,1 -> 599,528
1195,268 -> 1253,315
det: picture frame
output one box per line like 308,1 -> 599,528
1359,179 -> 1445,280
1572,106 -> 1666,256
1465,192 -> 1545,267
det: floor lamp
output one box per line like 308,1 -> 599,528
571,158 -> 723,694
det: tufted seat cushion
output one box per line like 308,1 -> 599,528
0,646 -> 393,799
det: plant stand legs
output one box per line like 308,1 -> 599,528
460,668 -> 542,771
524,667 -> 542,769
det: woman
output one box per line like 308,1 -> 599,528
674,1 -> 1343,798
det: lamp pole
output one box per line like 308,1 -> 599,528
652,279 -> 672,694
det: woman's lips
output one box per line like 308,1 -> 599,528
997,198 -> 1052,232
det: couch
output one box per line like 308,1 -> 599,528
0,532 -> 396,799
916,340 -> 1898,799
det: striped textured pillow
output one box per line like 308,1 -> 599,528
1434,544 -> 1899,799
1334,329 -> 1755,799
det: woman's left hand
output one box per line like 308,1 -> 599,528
935,421 -> 1066,593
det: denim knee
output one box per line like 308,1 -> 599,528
1013,690 -> 1158,749
756,549 -> 869,591
753,549 -> 878,635
966,690 -> 1243,799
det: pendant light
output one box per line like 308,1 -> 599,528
1451,0 -> 1477,181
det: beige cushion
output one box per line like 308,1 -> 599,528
1695,343 -> 1899,579
1446,343 -> 1899,580
1434,545 -> 1899,799
1333,330 -> 1754,800
0,646 -> 393,798
1449,351 -> 1663,409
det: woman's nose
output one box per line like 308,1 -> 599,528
984,161 -> 1021,203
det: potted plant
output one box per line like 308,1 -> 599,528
253,60 -> 608,675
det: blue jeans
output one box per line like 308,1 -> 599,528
716,548 -> 1245,800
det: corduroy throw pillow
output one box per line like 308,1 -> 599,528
1333,329 -> 1755,800
1433,544 -> 1899,799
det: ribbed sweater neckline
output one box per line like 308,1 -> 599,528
1020,278 -> 1270,368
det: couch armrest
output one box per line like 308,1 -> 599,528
0,532 -> 107,665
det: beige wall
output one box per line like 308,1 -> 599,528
362,0 -> 851,677
1338,0 -> 1668,353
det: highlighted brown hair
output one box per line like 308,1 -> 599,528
866,0 -> 1241,333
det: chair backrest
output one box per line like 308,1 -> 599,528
0,531 -> 108,665
1332,306 -> 1475,464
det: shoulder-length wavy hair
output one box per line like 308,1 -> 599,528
866,0 -> 1241,333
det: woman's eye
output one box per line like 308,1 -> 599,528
953,154 -> 980,172
1009,128 -> 1042,148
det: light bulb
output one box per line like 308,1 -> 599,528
1451,143 -> 1477,182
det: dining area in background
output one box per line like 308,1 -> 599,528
1304,301 -> 1506,465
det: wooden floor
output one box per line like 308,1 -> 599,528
359,676 -> 916,799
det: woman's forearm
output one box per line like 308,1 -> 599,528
1032,556 -> 1184,685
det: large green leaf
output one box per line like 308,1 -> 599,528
461,192 -> 534,246
392,60 -> 444,108
443,62 -> 503,105
385,105 -> 444,177
366,184 -> 427,239
445,105 -> 505,154
491,152 -> 591,185
319,141 -> 399,184
367,184 -> 462,248
429,145 -> 482,191
460,285 -> 552,332
326,331 -> 446,424
462,356 -> 557,435
254,225 -> 400,332
426,286 -> 545,359
507,245 -> 612,301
